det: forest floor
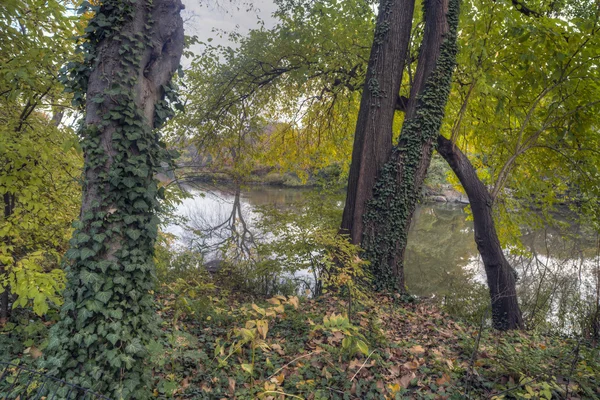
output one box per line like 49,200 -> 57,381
152,293 -> 600,399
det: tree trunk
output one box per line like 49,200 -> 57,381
0,193 -> 13,324
362,0 -> 460,292
46,0 -> 184,397
436,135 -> 523,330
340,0 -> 416,245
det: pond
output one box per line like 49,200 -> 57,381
165,182 -> 600,333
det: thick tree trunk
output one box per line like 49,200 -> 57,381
340,0 -> 416,245
436,135 -> 523,330
362,0 -> 460,292
46,0 -> 184,396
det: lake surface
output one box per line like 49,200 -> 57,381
166,182 -> 600,331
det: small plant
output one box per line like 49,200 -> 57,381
214,296 -> 299,380
312,312 -> 369,358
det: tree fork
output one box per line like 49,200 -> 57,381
362,0 -> 460,292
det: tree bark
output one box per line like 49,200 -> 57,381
436,135 -> 524,330
47,0 -> 185,396
362,0 -> 460,292
340,0 -> 416,245
0,193 -> 13,324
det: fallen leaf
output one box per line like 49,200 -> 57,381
348,359 -> 362,370
436,373 -> 450,386
287,296 -> 299,309
228,377 -> 236,394
389,365 -> 401,376
403,360 -> 419,370
400,372 -> 416,388
271,343 -> 285,355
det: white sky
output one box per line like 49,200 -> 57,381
181,0 -> 278,60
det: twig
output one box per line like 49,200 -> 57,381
564,339 -> 581,399
262,391 -> 304,399
466,310 -> 487,398
326,386 -> 361,399
351,350 -> 377,381
487,377 -> 536,399
265,352 -> 315,381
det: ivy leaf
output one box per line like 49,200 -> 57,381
125,339 -> 145,355
106,333 -> 120,345
80,248 -> 95,261
126,229 -> 141,240
95,290 -> 112,304
93,233 -> 106,242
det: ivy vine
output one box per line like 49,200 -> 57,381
43,0 -> 179,398
362,0 -> 460,292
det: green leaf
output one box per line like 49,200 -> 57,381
80,247 -> 95,261
241,363 -> 254,374
356,339 -> 369,356
126,229 -> 141,240
95,290 -> 112,304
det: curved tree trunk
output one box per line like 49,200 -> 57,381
46,0 -> 185,396
436,135 -> 523,330
341,0 -> 416,245
362,0 -> 460,292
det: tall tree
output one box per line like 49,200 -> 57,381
339,0 -> 416,244
174,0 -> 599,331
45,0 -> 184,397
357,0 -> 460,292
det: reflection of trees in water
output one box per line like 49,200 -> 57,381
511,224 -> 600,336
405,205 -> 479,296
175,184 -> 600,336
404,205 -> 600,337
183,185 -> 260,264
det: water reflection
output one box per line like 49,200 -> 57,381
167,184 -> 600,334
404,204 -> 480,298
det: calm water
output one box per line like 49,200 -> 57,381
166,183 -> 600,330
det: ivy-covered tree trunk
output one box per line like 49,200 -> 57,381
45,0 -> 184,397
436,135 -> 523,330
340,0 -> 416,245
362,0 -> 460,292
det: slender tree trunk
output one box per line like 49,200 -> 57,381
362,0 -> 460,292
0,193 -> 13,324
46,0 -> 184,396
341,0 -> 416,245
436,135 -> 524,330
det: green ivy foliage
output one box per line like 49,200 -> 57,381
44,0 -> 179,398
362,0 -> 461,292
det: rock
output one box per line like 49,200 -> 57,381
431,196 -> 447,202
441,189 -> 469,204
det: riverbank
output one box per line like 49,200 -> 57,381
179,170 -> 469,204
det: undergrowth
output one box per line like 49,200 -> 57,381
149,289 -> 600,400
